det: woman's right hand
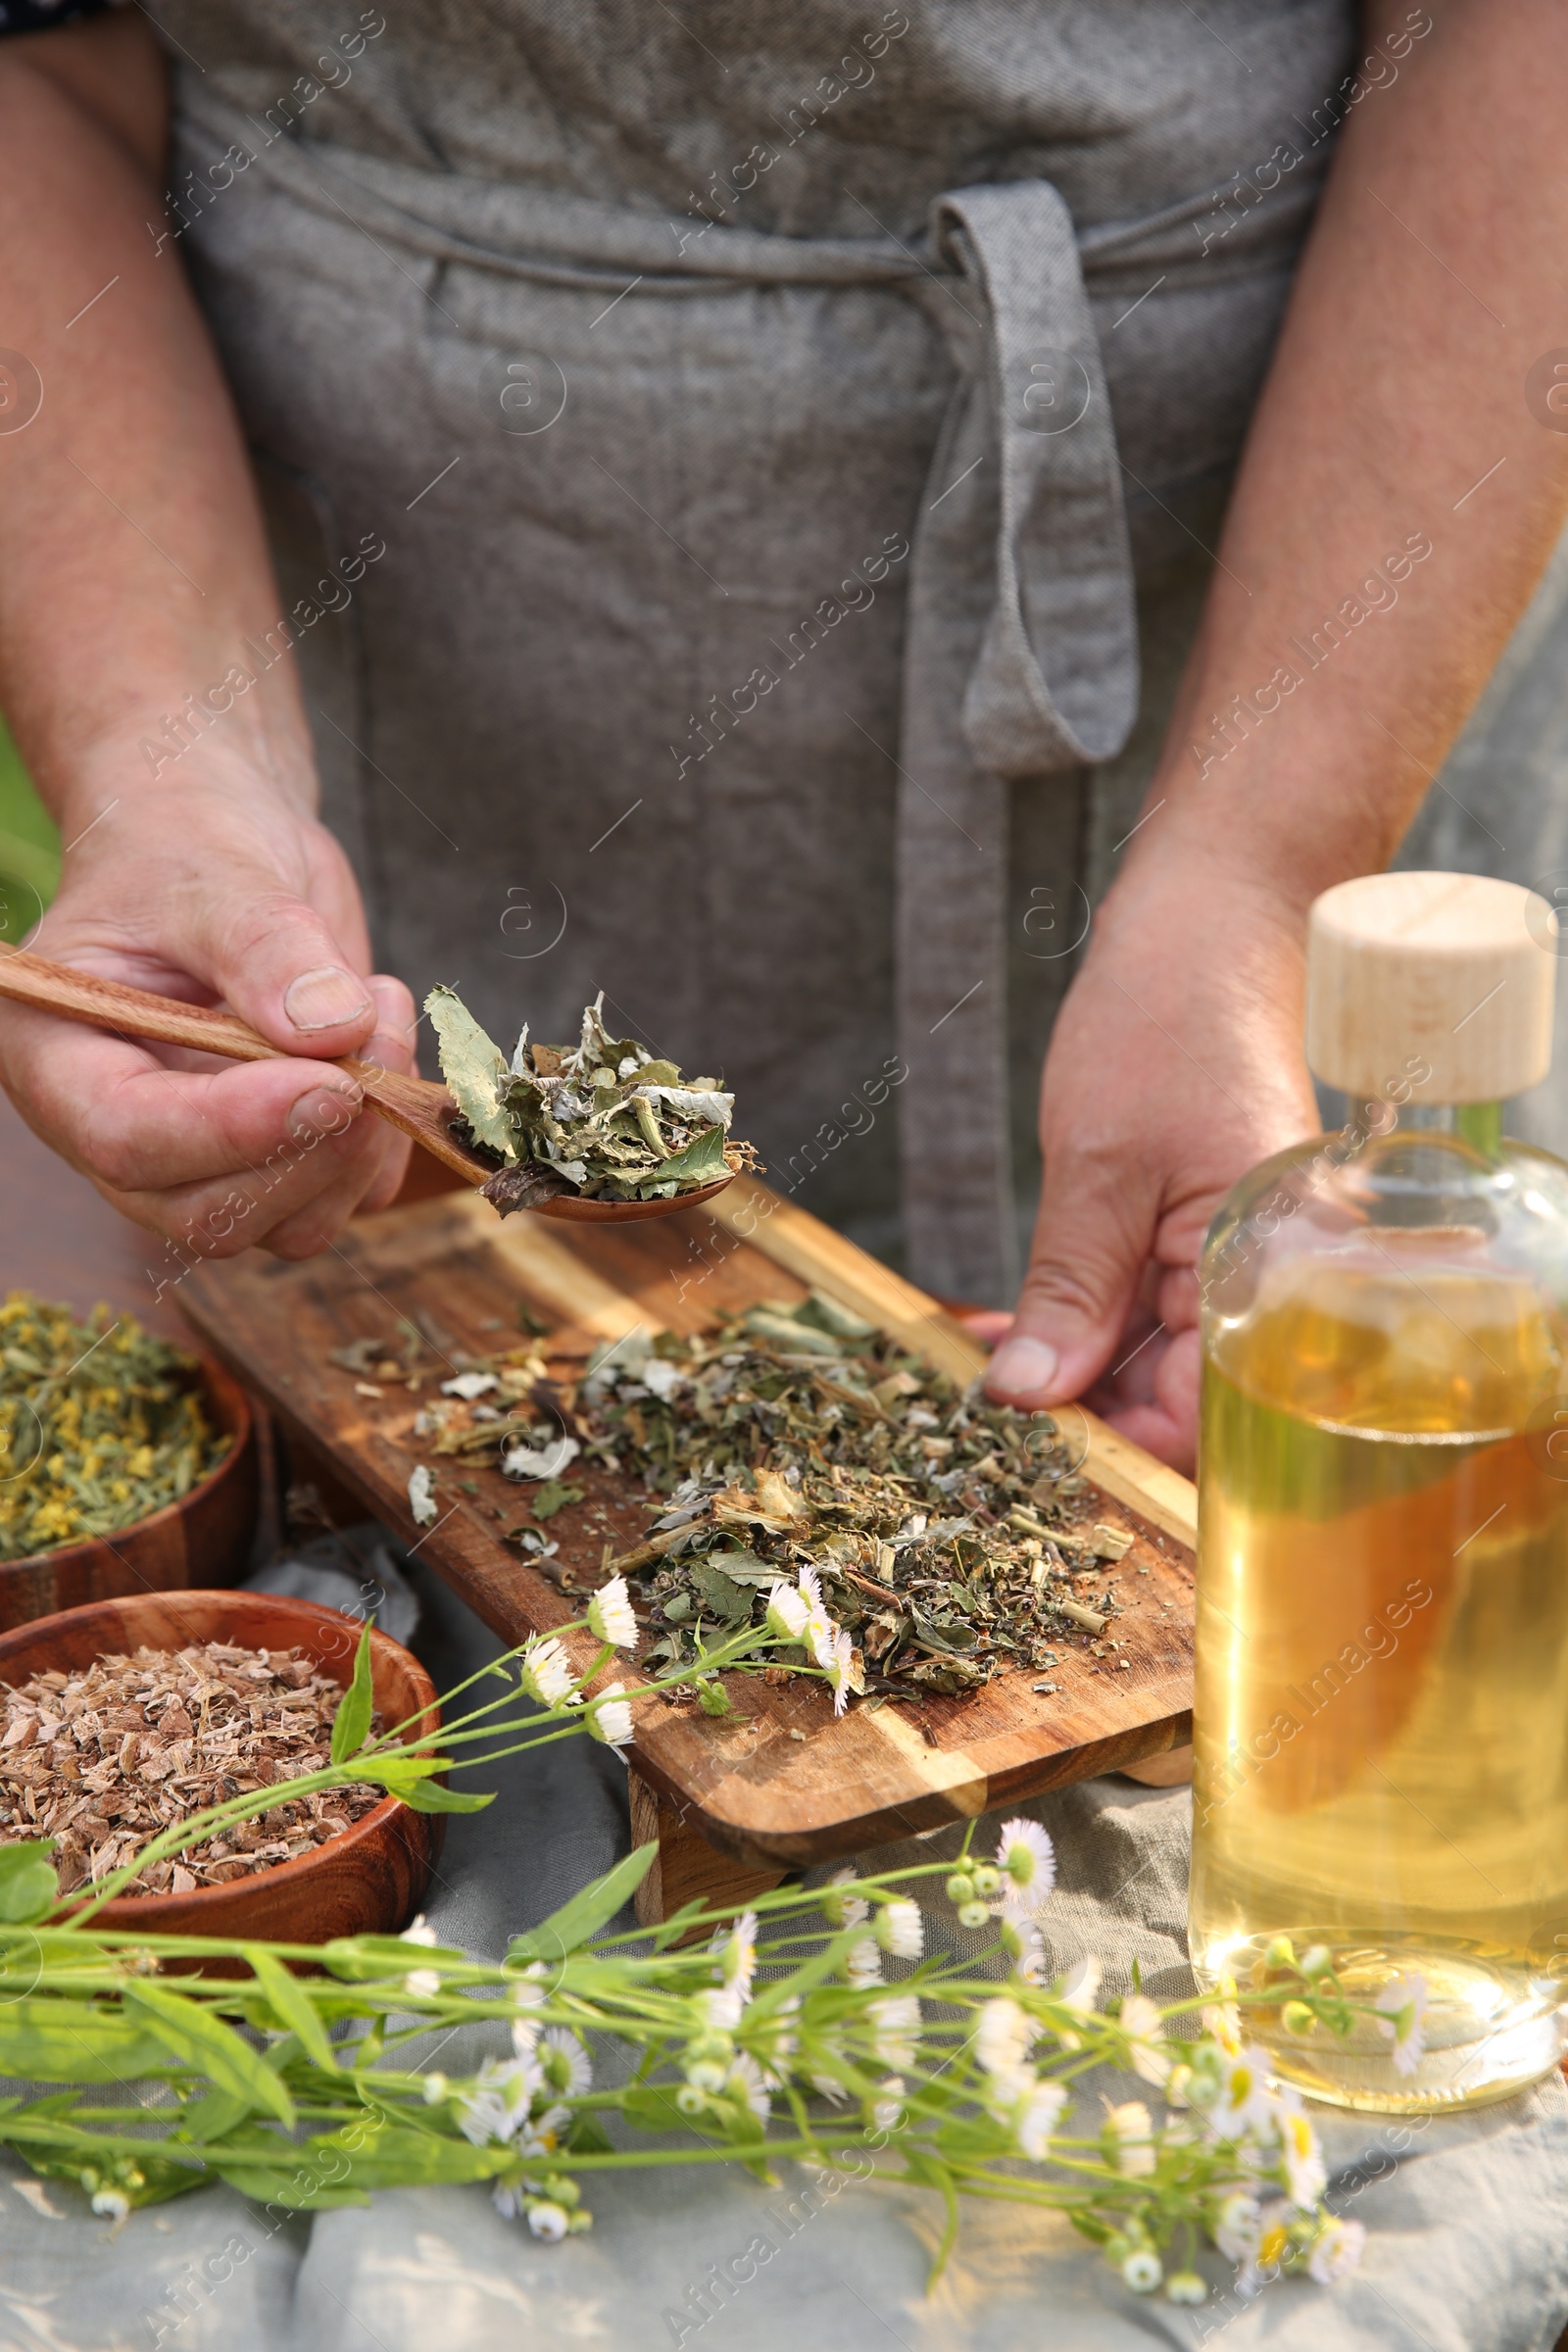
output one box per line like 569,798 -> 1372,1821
0,760 -> 415,1268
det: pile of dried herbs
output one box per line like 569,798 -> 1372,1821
425,987 -> 759,1213
0,1295 -> 230,1562
0,1642 -> 381,1894
420,1296 -> 1141,1700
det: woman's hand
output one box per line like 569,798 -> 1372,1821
984,862 -> 1318,1472
986,0 -> 1568,1471
0,760 -> 414,1265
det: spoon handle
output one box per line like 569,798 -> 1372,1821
0,948 -> 488,1182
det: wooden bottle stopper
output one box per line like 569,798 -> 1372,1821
1305,871 -> 1557,1102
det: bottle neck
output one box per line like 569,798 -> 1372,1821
1376,1099 -> 1505,1156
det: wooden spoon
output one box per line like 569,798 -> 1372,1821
0,949 -> 733,1222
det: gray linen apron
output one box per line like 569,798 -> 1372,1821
160,1 -> 1356,1301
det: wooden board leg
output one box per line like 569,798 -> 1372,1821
628,1768 -> 788,1930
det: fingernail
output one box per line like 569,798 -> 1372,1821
284,966 -> 373,1032
986,1336 -> 1059,1399
288,1085 -> 361,1143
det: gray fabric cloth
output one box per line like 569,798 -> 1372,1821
160,0 -> 1354,1298
2,1545 -> 1565,2351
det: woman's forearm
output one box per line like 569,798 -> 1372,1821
1118,0 -> 1568,920
0,15 -> 316,830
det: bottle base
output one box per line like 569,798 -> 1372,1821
1195,1934 -> 1568,2115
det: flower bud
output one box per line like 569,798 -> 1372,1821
957,1899 -> 991,1931
1282,2000 -> 1316,2036
971,1864 -> 1002,1898
1264,1935 -> 1297,1969
945,1873 -> 976,1906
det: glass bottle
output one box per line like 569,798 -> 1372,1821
1189,871 -> 1568,2111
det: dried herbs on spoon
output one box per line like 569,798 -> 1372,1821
425,988 -> 760,1214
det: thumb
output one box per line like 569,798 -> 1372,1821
983,1148 -> 1154,1410
186,868 -> 377,1058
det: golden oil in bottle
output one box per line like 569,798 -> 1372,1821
1190,872 -> 1568,2111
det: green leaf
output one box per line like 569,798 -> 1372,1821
216,2167 -> 372,2210
650,1898 -> 709,1950
424,985 -> 515,1159
245,1949 -> 339,2074
687,1559 -> 753,1627
0,2001 -> 177,2082
330,1627 -> 374,1766
530,1479 -> 584,1521
180,2086 -> 253,2143
620,2083 -> 698,2133
506,1841 -> 658,1964
640,1122 -> 726,1193
390,1777 -> 495,1815
219,2122 -> 503,2201
0,1840 -> 58,1925
123,1983 -> 295,2126
565,2111 -> 615,2155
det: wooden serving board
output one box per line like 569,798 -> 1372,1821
179,1181 -> 1196,1888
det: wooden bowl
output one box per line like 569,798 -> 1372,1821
0,1359 -> 258,1632
0,1590 -> 441,1943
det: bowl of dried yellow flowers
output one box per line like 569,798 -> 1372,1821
0,1294 -> 256,1629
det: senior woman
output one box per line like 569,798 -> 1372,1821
0,1 -> 1565,1482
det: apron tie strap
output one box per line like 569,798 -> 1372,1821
895,180 -> 1139,1304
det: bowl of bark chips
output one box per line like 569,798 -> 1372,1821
0,1591 -> 441,1944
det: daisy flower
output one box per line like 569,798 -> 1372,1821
401,1915 -> 439,1947
586,1683 -> 633,1751
1054,1953 -> 1102,2047
1206,2047 -> 1277,2141
1117,1991 -> 1172,2086
1014,2079 -> 1069,2161
1211,2188 -> 1262,2262
821,1627 -> 858,1715
746,1994 -> 800,2086
403,1969 -> 441,2000
868,1992 -> 923,2073
1014,1925 -> 1048,1985
995,1818 -> 1055,1916
875,1899 -> 924,1960
587,1574 -> 637,1648
703,1984 -> 745,2032
1201,1978 -> 1243,2055
539,2026 -> 592,2099
519,1636 -> 575,1708
1279,2105 -> 1327,2211
724,2051 -> 772,2124
457,2056 -> 537,2146
805,1602 -> 839,1672
820,1868 -> 870,1931
1307,2214 -> 1366,2284
846,1937 -> 883,1986
975,1995 -> 1034,2079
1102,2099 -> 1156,2177
1374,1973 -> 1428,2078
715,1910 -> 758,2003
869,2078 -> 906,2133
526,2202 -> 570,2242
765,1581 -> 809,1642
